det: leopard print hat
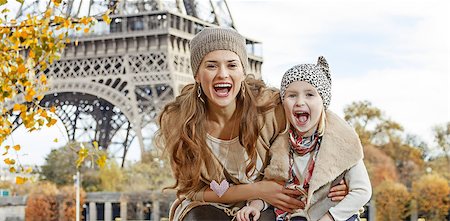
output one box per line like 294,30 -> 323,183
280,56 -> 332,109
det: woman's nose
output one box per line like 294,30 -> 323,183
217,66 -> 230,78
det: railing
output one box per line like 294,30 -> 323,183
68,10 -> 263,58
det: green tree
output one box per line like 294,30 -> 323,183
40,146 -> 79,186
412,173 -> 450,221
98,160 -> 125,191
123,151 -> 174,191
40,142 -> 105,190
375,180 -> 410,221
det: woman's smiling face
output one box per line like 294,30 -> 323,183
195,50 -> 245,109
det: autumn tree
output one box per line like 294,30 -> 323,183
382,142 -> 424,187
412,173 -> 450,221
432,122 -> 450,171
426,156 -> 450,181
58,185 -> 86,221
0,0 -> 111,182
374,180 -> 410,221
363,144 -> 398,187
344,101 -> 425,186
344,100 -> 404,146
25,181 -> 59,221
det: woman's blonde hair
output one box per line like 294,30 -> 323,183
155,76 -> 278,196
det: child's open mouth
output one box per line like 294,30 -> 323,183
294,111 -> 309,123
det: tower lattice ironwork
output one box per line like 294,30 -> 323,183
9,0 -> 263,166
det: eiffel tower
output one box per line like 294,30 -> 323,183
10,0 -> 263,166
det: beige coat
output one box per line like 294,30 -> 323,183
264,110 -> 365,221
169,91 -> 289,221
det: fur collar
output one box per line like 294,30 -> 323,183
307,110 -> 363,198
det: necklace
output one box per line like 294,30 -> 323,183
207,114 -> 239,197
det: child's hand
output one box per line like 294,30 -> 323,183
236,206 -> 261,221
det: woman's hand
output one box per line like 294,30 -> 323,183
255,180 -> 305,212
328,179 -> 349,201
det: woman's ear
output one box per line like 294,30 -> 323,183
194,75 -> 199,83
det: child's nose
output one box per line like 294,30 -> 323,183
295,100 -> 305,107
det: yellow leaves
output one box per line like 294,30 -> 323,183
46,118 -> 57,127
24,87 -> 36,102
29,50 -> 35,59
80,17 -> 93,25
51,0 -> 61,6
44,9 -> 52,19
96,153 -> 106,168
13,104 -> 27,113
76,143 -> 88,168
16,176 -> 28,185
73,141 -> 106,169
0,0 -> 105,184
39,74 -> 47,84
24,167 -> 33,173
13,144 -> 20,151
102,13 -> 112,25
50,106 -> 56,113
17,64 -> 26,74
4,158 -> 15,165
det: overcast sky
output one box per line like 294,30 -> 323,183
227,0 -> 449,143
4,0 -> 450,166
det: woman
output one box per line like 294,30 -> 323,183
155,27 -> 347,221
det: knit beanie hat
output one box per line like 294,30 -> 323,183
190,27 -> 249,76
280,56 -> 332,109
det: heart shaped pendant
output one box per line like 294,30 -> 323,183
210,179 -> 229,198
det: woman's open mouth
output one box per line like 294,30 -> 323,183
214,83 -> 232,97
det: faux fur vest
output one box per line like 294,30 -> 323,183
264,110 -> 364,220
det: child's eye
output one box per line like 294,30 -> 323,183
287,94 -> 296,98
307,93 -> 314,97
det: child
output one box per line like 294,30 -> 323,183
236,56 -> 372,221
